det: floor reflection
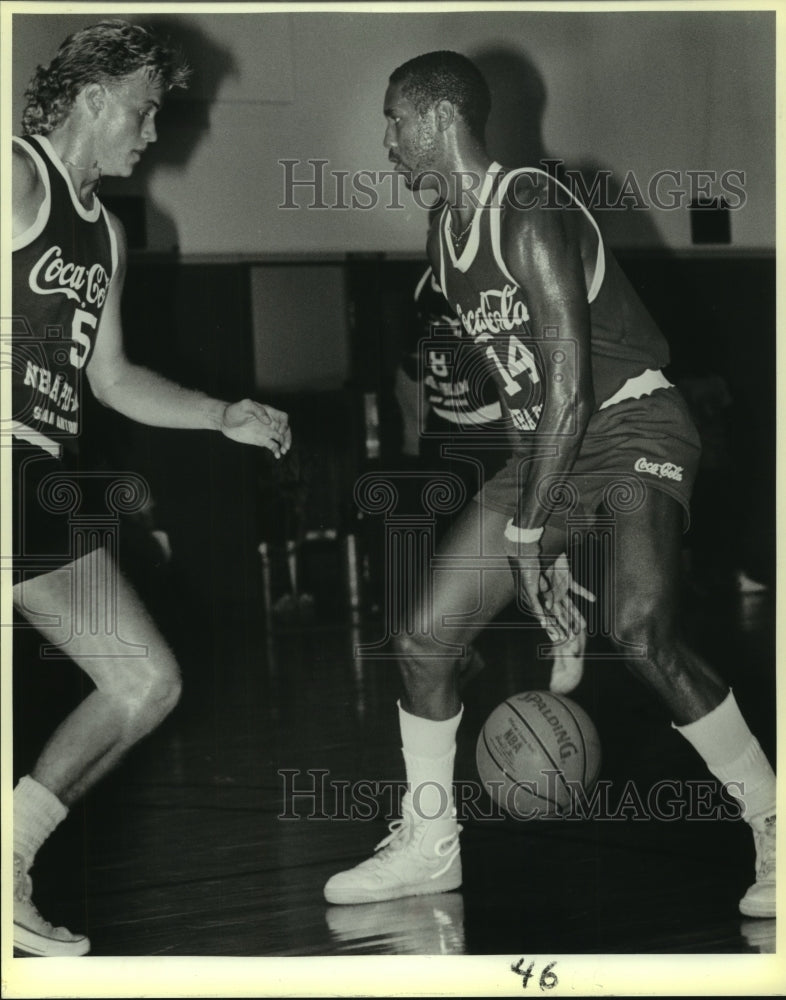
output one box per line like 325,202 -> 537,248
325,892 -> 466,955
738,918 -> 776,954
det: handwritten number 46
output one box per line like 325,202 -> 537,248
511,958 -> 559,991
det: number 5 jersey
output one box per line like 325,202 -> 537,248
12,134 -> 117,457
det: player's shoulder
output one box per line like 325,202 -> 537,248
499,167 -> 571,247
12,138 -> 43,199
102,208 -> 128,252
502,167 -> 554,214
103,207 -> 125,237
425,209 -> 444,265
426,204 -> 445,240
98,208 -> 129,279
12,137 -> 48,236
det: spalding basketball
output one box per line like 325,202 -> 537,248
476,690 -> 601,819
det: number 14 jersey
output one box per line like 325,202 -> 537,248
433,162 -> 670,432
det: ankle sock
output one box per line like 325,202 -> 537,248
14,775 -> 68,870
398,701 -> 463,820
674,690 -> 775,821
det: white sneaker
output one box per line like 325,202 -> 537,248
324,797 -> 462,905
549,626 -> 586,695
14,853 -> 90,957
739,814 -> 776,918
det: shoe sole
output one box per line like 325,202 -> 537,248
324,871 -> 462,905
14,923 -> 90,957
739,897 -> 776,919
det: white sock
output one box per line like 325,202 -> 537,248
673,690 -> 776,822
398,701 -> 463,821
14,775 -> 68,870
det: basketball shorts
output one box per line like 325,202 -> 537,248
11,441 -> 105,584
421,411 -> 513,497
475,387 -> 702,531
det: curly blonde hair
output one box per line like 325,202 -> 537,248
22,20 -> 191,136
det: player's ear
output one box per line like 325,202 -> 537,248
434,99 -> 456,132
81,83 -> 107,119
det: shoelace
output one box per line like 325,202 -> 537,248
14,864 -> 59,932
373,815 -> 463,867
755,816 -> 776,880
373,818 -> 409,859
13,858 -> 32,903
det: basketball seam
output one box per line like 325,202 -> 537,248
504,699 -> 571,800
480,730 -> 559,810
548,693 -> 595,786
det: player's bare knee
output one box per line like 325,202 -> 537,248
613,587 -> 659,643
611,600 -> 680,676
141,662 -> 182,721
121,658 -> 182,732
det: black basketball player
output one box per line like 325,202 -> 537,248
395,263 -> 588,693
324,51 -> 775,919
10,21 -> 290,956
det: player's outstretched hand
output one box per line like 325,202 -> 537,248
221,399 -> 292,458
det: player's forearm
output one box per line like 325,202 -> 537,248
92,363 -> 228,431
513,389 -> 593,530
510,296 -> 595,531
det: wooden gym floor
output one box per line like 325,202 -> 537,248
9,517 -> 779,991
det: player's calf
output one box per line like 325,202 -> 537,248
394,632 -> 462,717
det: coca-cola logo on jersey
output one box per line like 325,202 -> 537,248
28,245 -> 109,308
635,457 -> 684,482
455,284 -> 530,340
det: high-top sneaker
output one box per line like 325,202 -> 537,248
739,813 -> 776,918
324,795 -> 462,905
13,853 -> 90,957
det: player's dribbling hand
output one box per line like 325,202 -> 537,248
221,399 -> 292,458
541,552 -> 595,641
505,540 -> 558,639
507,547 -> 594,643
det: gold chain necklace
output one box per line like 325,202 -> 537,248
451,214 -> 474,247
